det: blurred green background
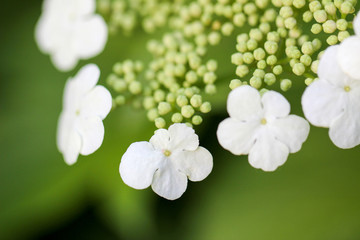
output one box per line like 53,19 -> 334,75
1,1 -> 360,239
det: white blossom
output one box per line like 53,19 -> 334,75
302,45 -> 360,149
35,0 -> 108,71
338,11 -> 360,80
217,86 -> 309,172
119,123 -> 213,200
57,64 -> 112,165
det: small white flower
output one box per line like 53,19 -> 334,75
302,45 -> 360,149
338,11 -> 360,80
35,0 -> 108,71
57,64 -> 112,165
217,85 -> 309,172
119,123 -> 213,200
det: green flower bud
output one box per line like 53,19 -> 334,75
204,72 -> 217,84
264,73 -> 276,85
301,41 -> 314,55
267,31 -> 280,42
236,65 -> 249,77
113,62 -> 123,75
285,38 -> 296,47
311,23 -> 322,34
208,31 -> 222,45
284,17 -> 297,29
243,52 -> 255,64
250,76 -> 262,89
293,0 -> 306,8
312,38 -> 322,51
205,84 -> 217,94
273,65 -> 283,75
266,55 -> 277,65
192,115 -> 203,125
257,60 -> 267,69
166,93 -> 176,103
303,11 -> 313,22
264,41 -> 278,54
155,117 -> 166,128
115,95 -> 126,105
259,22 -> 271,33
113,79 -> 127,92
200,101 -> 211,113
129,81 -> 142,94
324,2 -> 336,15
158,102 -> 172,115
280,79 -> 292,91
181,105 -> 195,118
190,94 -> 202,108
326,35 -> 338,45
340,1 -> 354,14
184,88 -> 195,98
336,19 -> 348,31
185,71 -> 198,83
305,78 -> 314,85
247,39 -> 258,51
221,22 -> 234,36
280,6 -> 293,18
171,113 -> 183,123
323,20 -> 336,33
300,54 -> 312,66
250,29 -> 263,41
314,10 -> 327,23
311,60 -> 319,73
154,89 -> 166,102
233,13 -> 246,27
229,79 -> 242,89
254,48 -> 266,60
236,42 -> 248,53
309,1 -> 322,12
293,63 -> 306,76
338,31 -> 350,42
147,108 -> 159,121
143,96 -> 155,110
253,69 -> 265,78
231,53 -> 243,65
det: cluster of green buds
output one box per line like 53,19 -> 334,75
98,0 -> 183,34
230,0 -> 357,91
108,31 -> 214,129
103,0 -> 358,129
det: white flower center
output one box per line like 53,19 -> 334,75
75,109 -> 80,116
261,118 -> 267,125
163,149 -> 171,157
344,86 -> 351,92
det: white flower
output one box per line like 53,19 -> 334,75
35,0 -> 108,71
217,85 -> 310,172
338,11 -> 360,80
57,64 -> 112,165
302,45 -> 360,149
119,123 -> 213,200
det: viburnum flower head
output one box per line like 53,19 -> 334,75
217,86 -> 310,171
302,45 -> 360,149
57,64 -> 112,165
338,10 -> 360,80
119,123 -> 213,200
35,0 -> 108,71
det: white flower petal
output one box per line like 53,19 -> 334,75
261,91 -> 290,118
302,79 -> 346,127
318,45 -> 350,86
80,86 -> 112,119
217,118 -> 259,155
353,11 -> 360,36
269,115 -> 310,153
168,123 -> 199,152
248,130 -> 289,172
329,104 -> 360,149
338,36 -> 360,81
151,162 -> 188,200
51,49 -> 78,72
63,130 -> 82,165
227,85 -> 262,121
74,63 -> 100,92
120,142 -> 164,189
77,116 -> 104,155
73,15 -> 108,59
171,147 -> 213,182
150,129 -> 170,151
73,0 -> 96,16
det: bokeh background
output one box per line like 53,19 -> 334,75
1,1 -> 360,239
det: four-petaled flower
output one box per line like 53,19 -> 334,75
119,123 -> 213,200
57,64 -> 112,165
217,85 -> 310,171
302,45 -> 360,149
35,0 -> 108,71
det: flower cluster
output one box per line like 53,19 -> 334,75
35,0 -> 360,200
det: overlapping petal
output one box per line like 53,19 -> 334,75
120,142 -> 164,189
261,91 -> 290,119
168,123 -> 199,151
